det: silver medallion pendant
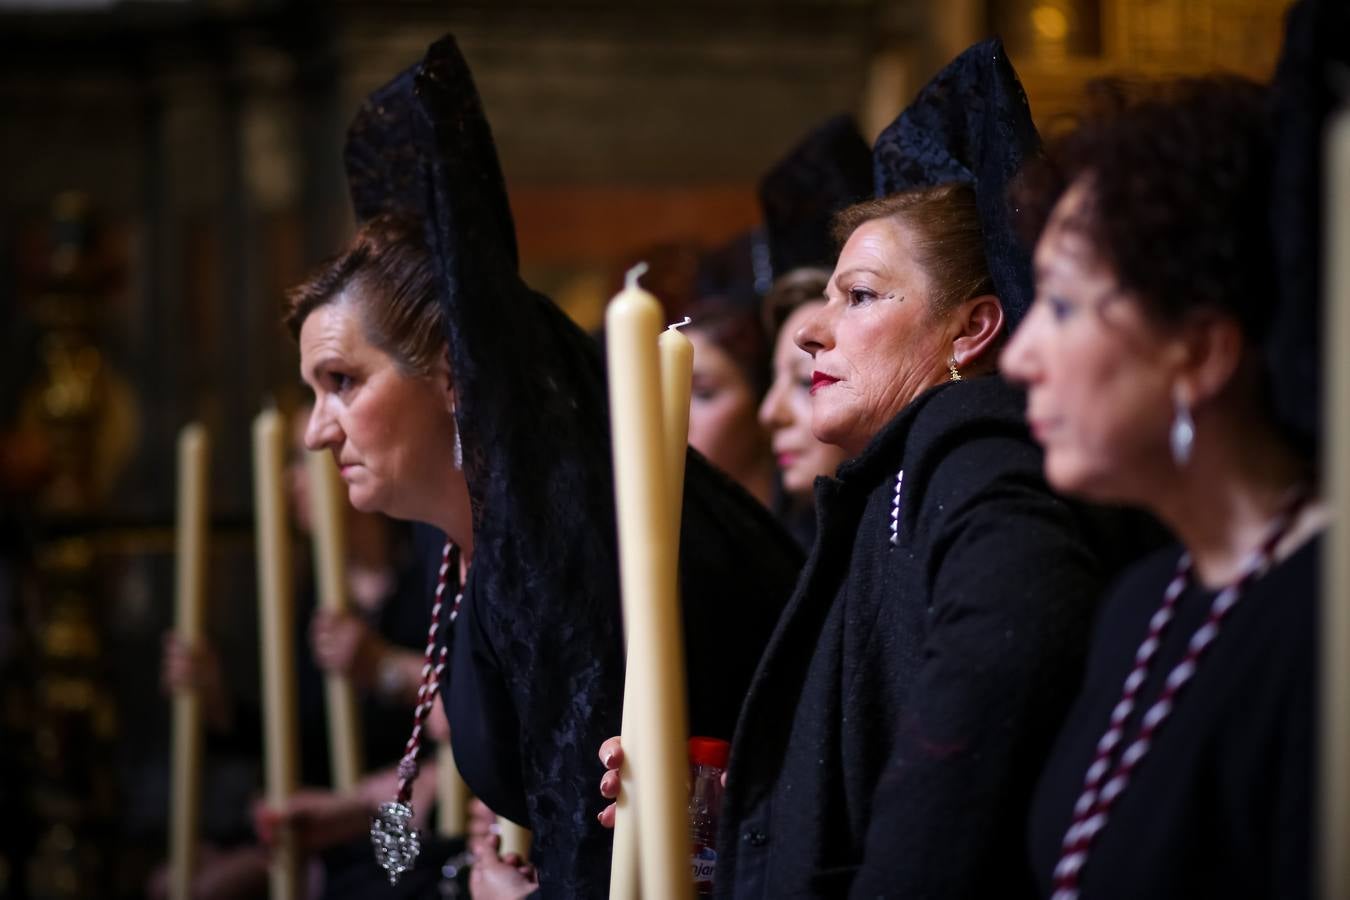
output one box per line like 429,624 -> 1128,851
372,800 -> 421,885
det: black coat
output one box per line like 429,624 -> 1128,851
716,376 -> 1109,899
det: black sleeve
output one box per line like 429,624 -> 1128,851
850,434 -> 1103,899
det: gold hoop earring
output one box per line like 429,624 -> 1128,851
948,358 -> 962,382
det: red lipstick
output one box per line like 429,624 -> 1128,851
810,371 -> 838,395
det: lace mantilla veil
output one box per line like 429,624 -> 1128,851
343,36 -> 803,896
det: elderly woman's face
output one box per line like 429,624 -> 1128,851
795,217 -> 953,456
298,297 -> 460,523
1000,181 -> 1179,503
758,301 -> 849,496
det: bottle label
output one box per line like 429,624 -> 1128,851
691,845 -> 717,887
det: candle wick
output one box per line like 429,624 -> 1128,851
625,262 -> 650,291
667,316 -> 692,332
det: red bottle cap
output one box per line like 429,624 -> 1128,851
688,736 -> 730,769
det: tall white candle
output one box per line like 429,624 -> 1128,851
305,449 -> 363,791
169,423 -> 209,900
1320,109 -> 1350,900
253,409 -> 301,900
605,264 -> 692,900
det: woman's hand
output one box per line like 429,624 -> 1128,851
597,736 -> 624,828
253,788 -> 372,853
160,632 -> 231,732
597,734 -> 729,828
467,833 -> 538,899
309,609 -> 384,687
468,797 -> 497,842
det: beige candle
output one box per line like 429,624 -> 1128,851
253,409 -> 301,900
660,318 -> 694,536
1321,110 -> 1350,900
610,314 -> 692,900
169,423 -> 209,900
498,817 -> 533,861
436,743 -> 469,838
605,264 -> 692,900
305,449 -> 363,791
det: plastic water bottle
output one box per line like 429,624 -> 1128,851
688,736 -> 730,895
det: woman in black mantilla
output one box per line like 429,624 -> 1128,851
1002,3 -> 1344,893
285,37 -> 802,896
597,41 -> 1132,898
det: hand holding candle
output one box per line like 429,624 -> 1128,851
605,264 -> 693,900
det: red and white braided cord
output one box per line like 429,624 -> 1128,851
1051,492 -> 1306,899
394,541 -> 461,805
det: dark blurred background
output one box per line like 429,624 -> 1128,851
0,0 -> 1290,896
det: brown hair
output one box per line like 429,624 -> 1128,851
686,306 -> 772,399
832,183 -> 994,320
284,212 -> 446,375
1011,76 -> 1273,336
761,266 -> 831,339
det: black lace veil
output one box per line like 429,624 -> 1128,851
342,36 -> 802,895
760,114 -> 874,276
871,38 -> 1042,328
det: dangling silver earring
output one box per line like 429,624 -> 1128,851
451,405 -> 463,470
1169,391 -> 1194,467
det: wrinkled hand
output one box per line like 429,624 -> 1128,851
597,736 -> 624,829
253,788 -> 371,854
597,735 -> 728,829
467,834 -> 538,899
161,632 -> 231,731
309,609 -> 383,686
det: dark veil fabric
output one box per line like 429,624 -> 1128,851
1266,0 -> 1350,456
871,38 -> 1041,327
344,36 -> 802,896
759,114 -> 874,276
